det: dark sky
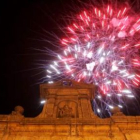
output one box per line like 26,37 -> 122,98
1,0 -> 140,117
0,0 -> 77,117
0,0 -> 89,117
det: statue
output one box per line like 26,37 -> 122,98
58,105 -> 74,118
11,106 -> 24,116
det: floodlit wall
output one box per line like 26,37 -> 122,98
0,80 -> 140,140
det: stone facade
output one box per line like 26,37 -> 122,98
0,80 -> 140,140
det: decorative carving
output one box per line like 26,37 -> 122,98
58,105 -> 73,118
57,101 -> 78,118
11,106 -> 24,116
62,80 -> 72,86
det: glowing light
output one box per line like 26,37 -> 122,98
86,62 -> 95,71
54,61 -> 58,66
83,71 -> 87,76
48,81 -> 53,84
87,51 -> 93,58
46,75 -> 51,78
127,95 -> 134,98
64,50 -> 67,56
119,70 -> 126,73
98,44 -> 104,54
100,57 -> 105,63
118,60 -> 123,65
75,54 -> 78,59
47,70 -> 52,73
87,42 -> 91,48
58,55 -> 62,60
97,95 -> 102,99
121,90 -> 132,94
127,74 -> 135,79
118,105 -> 123,108
40,100 -> 46,104
111,65 -> 118,71
50,65 -> 60,74
97,108 -> 101,113
107,94 -> 111,96
109,105 -> 114,109
66,64 -> 70,70
106,81 -> 111,85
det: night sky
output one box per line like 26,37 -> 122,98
0,0 -> 72,117
1,0 -> 140,117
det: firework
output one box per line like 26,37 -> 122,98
46,2 -> 140,116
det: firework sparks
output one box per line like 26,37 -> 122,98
46,3 -> 140,116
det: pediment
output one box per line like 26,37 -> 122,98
40,79 -> 95,89
40,80 -> 95,98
